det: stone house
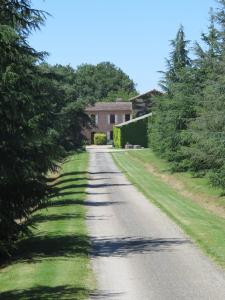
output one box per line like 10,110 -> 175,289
84,102 -> 132,143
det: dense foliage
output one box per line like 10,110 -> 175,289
149,0 -> 225,190
0,1 -> 87,255
0,0 -> 49,255
114,114 -> 151,148
73,62 -> 137,102
0,1 -> 136,255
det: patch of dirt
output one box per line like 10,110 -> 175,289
143,162 -> 225,219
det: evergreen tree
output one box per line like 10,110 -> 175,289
0,1 -> 88,255
0,1 -> 49,254
149,1 -> 225,191
160,25 -> 190,94
186,1 -> 225,189
149,25 -> 196,166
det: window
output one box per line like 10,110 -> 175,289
90,114 -> 98,126
110,131 -> 113,140
90,114 -> 95,124
110,114 -> 115,124
125,114 -> 131,121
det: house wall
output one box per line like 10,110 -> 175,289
84,110 -> 132,143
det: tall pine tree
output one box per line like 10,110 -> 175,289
149,25 -> 196,167
187,1 -> 225,189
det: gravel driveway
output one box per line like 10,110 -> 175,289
86,146 -> 225,300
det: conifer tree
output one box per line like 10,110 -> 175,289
186,1 -> 225,188
149,25 -> 196,165
0,1 -> 88,254
0,1 -> 50,254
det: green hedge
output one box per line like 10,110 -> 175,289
113,115 -> 151,148
94,133 -> 107,145
113,127 -> 122,148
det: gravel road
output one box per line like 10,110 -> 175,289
86,146 -> 225,300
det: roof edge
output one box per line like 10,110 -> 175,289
128,89 -> 162,102
115,112 -> 152,127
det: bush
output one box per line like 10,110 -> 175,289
94,133 -> 107,145
113,127 -> 122,148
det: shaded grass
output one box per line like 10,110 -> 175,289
112,150 -> 225,268
0,286 -> 89,300
0,152 -> 94,300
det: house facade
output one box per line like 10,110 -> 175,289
84,102 -> 132,143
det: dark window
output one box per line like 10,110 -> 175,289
90,114 -> 95,124
91,132 -> 95,144
110,131 -> 113,140
110,114 -> 115,124
125,114 -> 130,121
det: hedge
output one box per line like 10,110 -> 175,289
94,133 -> 107,145
113,114 -> 151,148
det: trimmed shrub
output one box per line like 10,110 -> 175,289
113,114 -> 151,148
113,127 -> 121,148
94,133 -> 107,145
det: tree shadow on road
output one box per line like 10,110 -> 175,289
47,199 -> 122,208
49,181 -> 131,199
53,183 -> 131,191
90,291 -> 124,299
55,171 -> 123,178
50,177 -> 89,187
89,171 -> 122,175
90,236 -> 190,257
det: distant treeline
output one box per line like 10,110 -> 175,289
0,0 -> 136,256
149,0 -> 225,191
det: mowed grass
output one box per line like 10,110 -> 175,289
0,152 -> 94,300
112,150 -> 225,268
126,149 -> 225,203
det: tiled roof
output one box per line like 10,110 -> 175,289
86,102 -> 132,112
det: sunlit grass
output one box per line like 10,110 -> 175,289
128,149 -> 225,200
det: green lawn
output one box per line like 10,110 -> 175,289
126,149 -> 225,202
112,150 -> 225,268
0,152 -> 94,300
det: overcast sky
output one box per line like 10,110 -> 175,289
30,0 -> 216,93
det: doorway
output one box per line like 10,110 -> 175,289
91,132 -> 95,144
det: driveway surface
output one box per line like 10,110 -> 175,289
86,146 -> 225,300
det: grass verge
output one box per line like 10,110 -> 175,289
0,152 -> 94,300
112,150 -> 225,268
126,150 -> 225,200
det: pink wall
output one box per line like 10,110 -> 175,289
84,110 -> 132,143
